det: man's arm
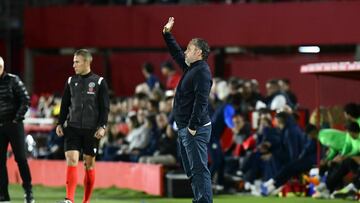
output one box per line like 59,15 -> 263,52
94,78 -> 110,139
188,69 -> 212,131
97,79 -> 110,128
58,81 -> 71,126
12,75 -> 30,122
162,17 -> 188,71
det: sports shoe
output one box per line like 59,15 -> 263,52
57,198 -> 72,203
24,192 -> 35,203
0,193 -> 10,203
261,179 -> 277,196
333,183 -> 358,200
260,182 -> 276,196
250,184 -> 261,196
312,190 -> 330,199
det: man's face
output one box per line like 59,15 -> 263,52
0,57 -> 4,76
233,115 -> 245,130
156,114 -> 168,129
278,80 -> 289,91
274,117 -> 285,129
161,67 -> 170,76
184,42 -> 201,66
266,83 -> 277,96
73,55 -> 89,75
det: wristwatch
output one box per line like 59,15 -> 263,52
99,125 -> 106,130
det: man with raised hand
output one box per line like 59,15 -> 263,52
162,17 -> 213,203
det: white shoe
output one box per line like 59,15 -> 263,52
57,199 -> 72,203
250,184 -> 261,196
314,182 -> 326,192
312,190 -> 330,199
24,193 -> 35,203
260,182 -> 280,196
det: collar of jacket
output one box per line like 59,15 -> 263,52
78,71 -> 93,78
190,60 -> 205,68
0,71 -> 7,79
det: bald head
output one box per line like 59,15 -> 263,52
0,56 -> 4,76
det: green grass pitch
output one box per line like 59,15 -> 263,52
7,184 -> 353,203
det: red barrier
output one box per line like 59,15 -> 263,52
25,124 -> 54,133
7,158 -> 164,196
25,1 -> 360,48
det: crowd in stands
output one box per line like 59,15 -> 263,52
22,60 -> 360,200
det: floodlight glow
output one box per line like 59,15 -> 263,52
298,46 -> 320,53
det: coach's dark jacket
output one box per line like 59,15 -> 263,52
163,32 -> 212,130
58,72 -> 109,129
0,72 -> 30,123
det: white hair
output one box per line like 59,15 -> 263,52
216,80 -> 230,101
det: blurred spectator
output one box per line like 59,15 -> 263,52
115,112 -> 152,162
343,103 -> 360,126
141,62 -> 160,90
101,124 -> 125,161
241,109 -> 281,185
250,79 -> 261,95
160,61 -> 181,90
229,113 -> 252,156
159,93 -> 174,115
132,93 -> 149,111
309,106 -> 333,129
44,111 -> 64,160
257,79 -> 293,110
212,79 -> 230,106
261,124 -> 322,196
228,77 -> 242,95
314,122 -> 360,198
278,78 -> 298,109
44,127 -> 65,160
139,113 -> 177,165
239,80 -> 262,115
274,111 -> 306,165
146,99 -> 160,115
108,98 -> 122,124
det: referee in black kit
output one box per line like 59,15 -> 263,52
56,49 -> 109,203
0,56 -> 35,203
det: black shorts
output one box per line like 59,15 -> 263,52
64,126 -> 99,156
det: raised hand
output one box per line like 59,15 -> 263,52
163,17 -> 175,33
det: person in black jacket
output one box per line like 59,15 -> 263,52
56,49 -> 109,203
0,56 -> 35,203
163,17 -> 213,203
